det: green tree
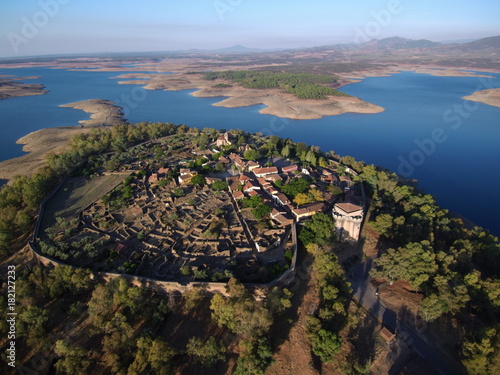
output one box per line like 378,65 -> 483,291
244,149 -> 261,161
88,284 -> 114,329
211,180 -> 228,191
182,287 -> 204,312
281,144 -> 291,158
462,329 -> 497,375
251,204 -> 272,220
310,329 -> 342,363
294,192 -> 314,206
211,281 -> 272,338
370,213 -> 394,237
282,178 -> 310,198
419,294 -> 444,322
149,338 -> 177,374
234,338 -> 274,375
243,195 -> 264,208
186,336 -> 226,367
17,306 -> 48,348
267,287 -> 293,314
191,174 -> 206,186
372,241 -> 438,290
54,340 -> 90,375
299,212 -> 335,246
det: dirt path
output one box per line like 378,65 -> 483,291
266,249 -> 320,375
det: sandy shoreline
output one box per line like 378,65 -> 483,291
0,99 -> 126,181
60,99 -> 127,127
116,72 -> 385,119
0,127 -> 91,181
463,88 -> 500,108
113,64 -> 496,119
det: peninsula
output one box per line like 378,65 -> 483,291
463,88 -> 500,108
0,99 -> 125,180
0,74 -> 47,99
60,99 -> 126,127
116,70 -> 384,119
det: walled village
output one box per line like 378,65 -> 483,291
34,130 -> 365,286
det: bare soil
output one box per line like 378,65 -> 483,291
0,75 -> 47,99
60,99 -> 127,127
117,72 -> 385,120
0,126 -> 91,181
0,99 -> 126,181
265,254 -> 320,375
463,88 -> 500,108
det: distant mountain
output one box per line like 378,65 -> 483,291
364,36 -> 441,50
212,45 -> 264,53
439,38 -> 479,44
433,35 -> 500,53
460,35 -> 500,50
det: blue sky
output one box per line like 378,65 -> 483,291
0,0 -> 499,58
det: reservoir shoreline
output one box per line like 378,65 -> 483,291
0,66 -> 498,236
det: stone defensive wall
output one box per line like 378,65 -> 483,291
28,238 -> 297,298
28,180 -> 299,298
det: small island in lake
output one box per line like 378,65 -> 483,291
0,75 -> 47,99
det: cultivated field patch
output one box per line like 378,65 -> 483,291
40,173 -> 127,234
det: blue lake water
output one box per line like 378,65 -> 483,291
0,67 -> 499,236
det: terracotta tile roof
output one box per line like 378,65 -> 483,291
282,164 -> 298,172
272,213 -> 294,226
179,174 -> 191,183
271,208 -> 285,217
243,180 -> 260,191
266,174 -> 282,182
233,191 -> 244,199
292,202 -> 325,218
380,327 -> 396,343
265,186 -> 279,195
275,193 -> 291,204
247,161 -> 260,169
257,177 -> 270,186
253,166 -> 278,176
158,167 -> 170,174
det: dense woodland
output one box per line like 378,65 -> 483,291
203,70 -> 351,99
0,122 -> 499,374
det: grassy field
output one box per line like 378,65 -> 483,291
39,174 -> 127,235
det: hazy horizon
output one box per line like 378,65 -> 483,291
1,0 -> 500,58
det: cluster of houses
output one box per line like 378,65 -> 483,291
55,131 -> 365,282
216,148 -> 365,244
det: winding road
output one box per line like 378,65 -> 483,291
348,259 -> 465,375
